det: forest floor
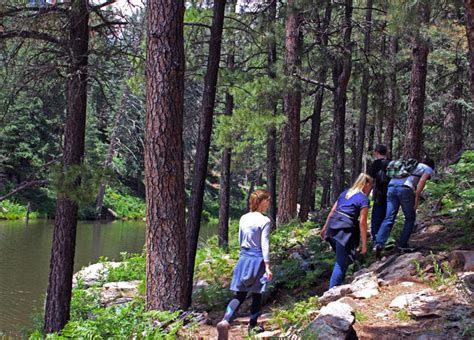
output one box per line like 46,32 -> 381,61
192,211 -> 474,339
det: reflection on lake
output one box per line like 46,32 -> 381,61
0,218 -> 217,335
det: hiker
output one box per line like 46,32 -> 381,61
368,144 -> 391,239
373,157 -> 435,257
320,174 -> 373,288
217,189 -> 272,339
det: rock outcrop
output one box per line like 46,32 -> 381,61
304,301 -> 356,340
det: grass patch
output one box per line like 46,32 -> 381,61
354,310 -> 369,322
395,309 -> 411,321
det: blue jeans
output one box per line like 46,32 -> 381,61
375,186 -> 416,249
371,201 -> 387,239
329,241 -> 352,288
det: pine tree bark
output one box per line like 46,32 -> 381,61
266,0 -> 278,225
218,52 -> 234,250
144,0 -> 187,311
278,0 -> 302,224
186,0 -> 226,307
464,0 -> 474,103
354,0 -> 372,179
444,62 -> 463,166
299,0 -> 332,222
44,0 -> 89,333
331,0 -> 353,202
375,33 -> 386,146
384,36 -> 398,158
403,4 -> 430,159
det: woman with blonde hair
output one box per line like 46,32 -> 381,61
321,174 -> 373,288
217,189 -> 272,339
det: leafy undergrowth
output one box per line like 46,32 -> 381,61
0,199 -> 39,220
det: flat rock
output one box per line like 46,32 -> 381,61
73,262 -> 121,288
349,273 -> 379,299
101,280 -> 141,306
319,273 -> 379,306
304,301 -> 356,340
389,289 -> 464,318
255,330 -> 281,338
319,285 -> 352,306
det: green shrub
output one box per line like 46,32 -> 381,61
103,188 -> 146,219
0,200 -> 38,220
269,296 -> 319,331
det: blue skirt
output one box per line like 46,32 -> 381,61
230,248 -> 266,294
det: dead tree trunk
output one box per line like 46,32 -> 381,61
44,0 -> 89,332
145,0 -> 187,311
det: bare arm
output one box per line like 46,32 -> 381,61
359,207 -> 369,255
415,173 -> 431,209
261,222 -> 272,281
320,201 -> 338,240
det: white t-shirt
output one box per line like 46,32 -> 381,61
239,212 -> 271,262
389,163 -> 433,190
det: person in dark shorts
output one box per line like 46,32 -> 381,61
321,174 -> 373,288
217,190 -> 272,339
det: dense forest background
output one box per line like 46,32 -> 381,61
1,0 -> 473,335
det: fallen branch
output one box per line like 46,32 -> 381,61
0,179 -> 49,202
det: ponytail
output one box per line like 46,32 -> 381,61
249,189 -> 271,212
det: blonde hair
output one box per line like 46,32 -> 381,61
345,173 -> 373,199
249,189 -> 271,212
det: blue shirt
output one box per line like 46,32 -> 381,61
336,190 -> 370,221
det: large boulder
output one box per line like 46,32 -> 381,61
304,301 -> 356,340
73,262 -> 121,288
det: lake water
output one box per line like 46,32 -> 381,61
0,219 -> 217,335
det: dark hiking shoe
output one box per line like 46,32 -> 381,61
373,245 -> 383,260
397,246 -> 416,254
217,320 -> 230,340
248,323 -> 265,336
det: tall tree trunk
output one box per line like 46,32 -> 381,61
186,0 -> 226,307
350,92 -> 357,180
444,63 -> 463,166
320,175 -> 331,208
299,0 -> 332,222
44,0 -> 89,333
218,52 -> 234,250
266,0 -> 278,225
375,33 -> 386,146
403,4 -> 430,159
277,0 -> 302,224
384,36 -> 398,158
331,0 -> 353,202
145,0 -> 187,311
354,0 -> 372,179
464,0 -> 474,103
